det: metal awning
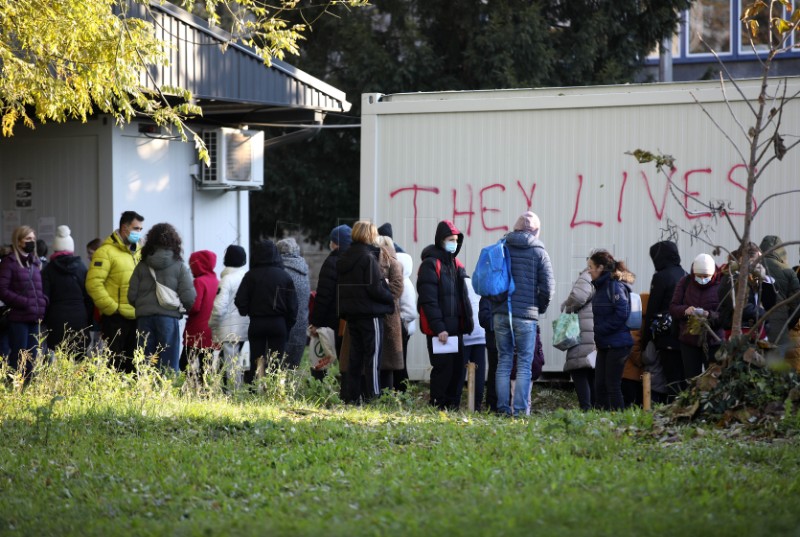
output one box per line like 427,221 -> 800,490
130,1 -> 351,125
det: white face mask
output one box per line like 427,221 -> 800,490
695,276 -> 711,285
444,241 -> 457,254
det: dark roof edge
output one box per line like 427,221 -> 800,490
148,1 -> 350,108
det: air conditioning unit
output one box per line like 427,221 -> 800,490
199,127 -> 264,190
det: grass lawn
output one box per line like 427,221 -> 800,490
1,355 -> 799,537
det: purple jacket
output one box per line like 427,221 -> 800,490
669,274 -> 723,348
0,253 -> 48,323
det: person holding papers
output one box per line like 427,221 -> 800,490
417,220 -> 473,411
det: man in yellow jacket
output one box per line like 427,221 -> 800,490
86,211 -> 144,371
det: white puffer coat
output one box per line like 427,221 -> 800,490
209,266 -> 249,343
396,252 -> 418,336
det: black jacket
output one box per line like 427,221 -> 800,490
41,254 -> 93,346
235,241 -> 298,331
336,242 -> 394,319
641,240 -> 686,350
310,249 -> 341,330
416,221 -> 473,336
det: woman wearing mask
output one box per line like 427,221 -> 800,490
0,226 -> 48,378
669,253 -> 724,381
128,223 -> 196,371
417,220 -> 473,410
588,250 -> 635,411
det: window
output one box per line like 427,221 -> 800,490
688,0 -> 732,54
739,0 -> 773,53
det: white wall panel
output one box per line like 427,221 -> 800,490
362,79 -> 800,379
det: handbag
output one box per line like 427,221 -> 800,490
552,312 -> 580,351
148,266 -> 184,312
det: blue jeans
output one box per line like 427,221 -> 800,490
494,314 -> 537,416
137,315 -> 181,371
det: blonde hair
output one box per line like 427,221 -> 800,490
351,221 -> 378,245
11,225 -> 36,267
374,235 -> 395,252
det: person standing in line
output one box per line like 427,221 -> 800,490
209,245 -> 249,388
235,240 -> 298,382
587,250 -> 635,411
85,210 -> 144,371
128,223 -> 196,372
670,253 -> 725,380
337,221 -> 395,404
478,296 -> 498,412
41,225 -> 93,354
375,235 -> 404,392
417,220 -> 473,411
182,250 -> 219,371
308,224 -> 352,381
277,238 -> 311,369
85,238 -> 103,354
641,240 -> 687,399
560,265 -> 596,411
393,248 -> 417,392
493,212 -> 554,416
758,235 -> 800,348
0,226 -> 48,378
461,276 -> 487,411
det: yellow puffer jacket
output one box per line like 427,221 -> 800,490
85,232 -> 141,319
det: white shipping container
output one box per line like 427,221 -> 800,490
360,79 -> 800,379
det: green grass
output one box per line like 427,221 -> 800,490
1,352 -> 799,537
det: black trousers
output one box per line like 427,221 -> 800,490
680,343 -> 716,380
426,335 -> 465,410
245,316 -> 288,384
346,317 -> 384,403
101,314 -> 138,373
658,347 -> 685,400
570,367 -> 595,411
392,326 -> 411,392
595,346 -> 631,411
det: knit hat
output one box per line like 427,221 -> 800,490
223,244 -> 246,267
52,225 -> 74,253
277,237 -> 301,257
377,222 -> 394,239
513,211 -> 541,237
692,253 -> 715,275
330,224 -> 353,252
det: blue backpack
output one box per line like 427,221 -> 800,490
472,239 -> 515,302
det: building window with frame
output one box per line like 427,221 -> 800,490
739,0 -> 774,53
688,0 -> 732,54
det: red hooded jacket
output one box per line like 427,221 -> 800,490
184,250 -> 218,349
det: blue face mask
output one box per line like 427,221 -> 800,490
695,276 -> 711,285
128,231 -> 141,245
444,241 -> 457,254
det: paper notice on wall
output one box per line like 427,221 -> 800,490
38,216 -> 56,247
2,210 -> 21,245
15,179 -> 33,210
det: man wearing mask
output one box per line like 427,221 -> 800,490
86,210 -> 144,371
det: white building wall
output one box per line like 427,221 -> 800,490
361,79 -> 800,379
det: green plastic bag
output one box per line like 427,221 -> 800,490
552,313 -> 580,351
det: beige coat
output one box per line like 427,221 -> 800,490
378,247 -> 404,371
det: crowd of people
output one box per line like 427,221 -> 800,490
1,209 -> 798,415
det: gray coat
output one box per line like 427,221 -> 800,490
759,235 -> 800,345
560,269 -> 595,372
281,254 -> 310,347
128,249 -> 196,319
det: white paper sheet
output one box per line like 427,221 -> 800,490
432,336 -> 459,354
